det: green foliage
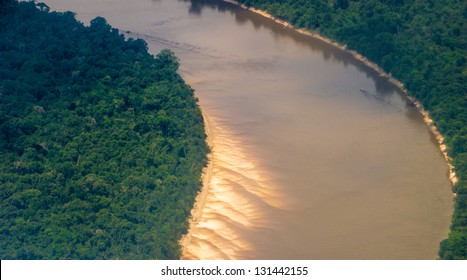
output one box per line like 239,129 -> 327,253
0,0 -> 208,259
237,0 -> 467,259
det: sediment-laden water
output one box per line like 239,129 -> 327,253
43,0 -> 453,259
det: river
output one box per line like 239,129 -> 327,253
43,0 -> 453,259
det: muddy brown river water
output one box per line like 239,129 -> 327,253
43,0 -> 453,259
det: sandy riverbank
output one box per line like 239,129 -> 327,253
179,110 -> 214,259
222,0 -> 458,188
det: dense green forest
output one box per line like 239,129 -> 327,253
0,0 -> 208,259
236,0 -> 466,259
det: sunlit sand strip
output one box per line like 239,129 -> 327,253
180,108 -> 288,259
179,110 -> 214,259
222,0 -> 458,189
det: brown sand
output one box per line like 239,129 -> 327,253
179,110 -> 214,259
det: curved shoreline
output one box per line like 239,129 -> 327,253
179,0 -> 457,259
223,0 -> 458,189
179,110 -> 214,259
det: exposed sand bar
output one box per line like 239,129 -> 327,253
222,0 -> 458,188
179,104 -> 289,259
179,110 -> 214,259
